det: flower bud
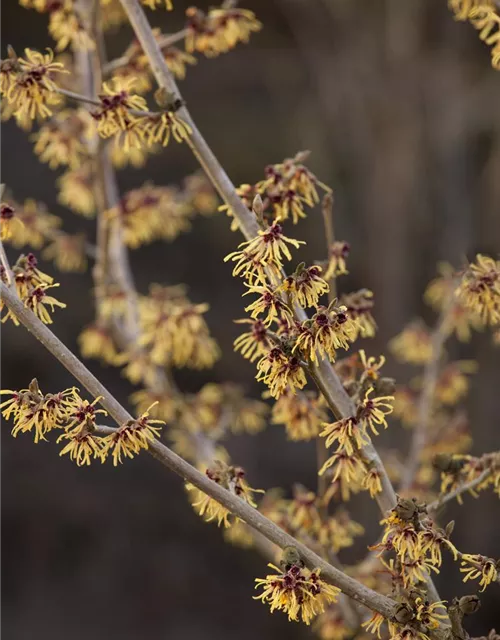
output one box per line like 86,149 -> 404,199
458,595 -> 481,616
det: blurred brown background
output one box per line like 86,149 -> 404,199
1,0 -> 500,638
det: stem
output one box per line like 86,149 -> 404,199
57,87 -> 160,118
427,467 -> 493,516
316,192 -> 336,505
0,239 -> 15,289
399,291 -> 456,492
322,191 -> 337,302
0,281 -> 398,619
103,28 -> 188,76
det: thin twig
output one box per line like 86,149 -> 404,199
317,192 -> 336,507
400,291 -> 457,492
427,468 -> 493,516
103,28 -> 188,76
57,87 -> 160,118
0,281 -> 398,620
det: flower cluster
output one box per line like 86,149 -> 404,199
113,30 -> 196,94
186,459 -> 263,528
271,390 -> 328,441
32,108 -> 93,169
0,378 -> 167,468
177,383 -> 268,437
185,7 -> 262,57
435,452 -> 500,500
0,378 -> 71,443
339,288 -> 377,339
1,201 -> 24,242
90,77 -> 191,150
456,254 -> 500,327
260,486 -> 364,556
390,320 -> 434,365
137,284 -> 220,370
319,352 -> 393,499
1,48 -> 67,127
106,182 -> 202,248
373,501 -> 458,589
100,404 -> 165,465
254,553 -> 339,625
1,197 -> 60,248
1,253 -> 66,325
425,261 -> 483,342
20,0 -> 95,52
221,153 -> 331,230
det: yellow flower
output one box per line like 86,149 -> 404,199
340,289 -> 377,339
186,460 -> 263,527
10,253 -> 52,299
186,7 -> 261,57
144,110 -> 192,146
78,324 -> 120,365
106,183 -> 192,249
3,198 -> 60,248
227,222 -> 304,274
400,557 -> 440,589
456,254 -> 500,326
314,607 -> 354,640
320,417 -> 369,456
91,77 -> 148,140
32,108 -> 92,169
281,264 -> 329,308
356,389 -> 393,436
183,171 -> 218,214
130,389 -> 178,424
42,233 -> 87,272
0,379 -> 70,442
317,512 -> 364,553
271,390 -> 327,441
460,554 -> 498,591
256,347 -> 307,398
319,450 -> 365,486
141,0 -> 173,9
223,520 -> 254,548
234,318 -> 272,362
389,320 -> 434,365
1,202 -> 24,241
362,612 -> 386,638
139,289 -> 220,369
101,404 -> 164,465
324,241 -> 351,280
362,468 -> 383,497
48,1 -> 95,52
58,165 -> 96,217
1,48 -> 67,125
57,428 -> 106,466
62,390 -> 107,431
311,304 -> 358,361
20,283 -> 66,325
414,597 -> 448,629
254,562 -> 339,625
244,283 -> 293,327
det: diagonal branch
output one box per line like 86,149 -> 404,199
0,280 -> 398,620
427,467 -> 494,517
